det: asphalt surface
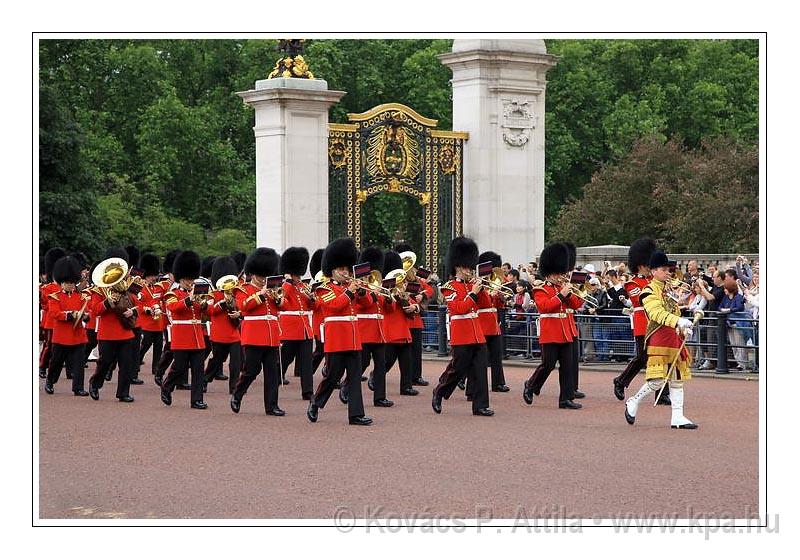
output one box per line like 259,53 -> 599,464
38,356 -> 758,520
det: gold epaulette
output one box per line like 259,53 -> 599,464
439,281 -> 454,293
531,280 -> 547,292
319,288 -> 337,303
164,291 -> 180,303
233,285 -> 248,294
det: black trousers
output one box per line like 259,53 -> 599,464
526,342 -> 576,403
47,343 -> 85,392
233,345 -> 281,413
204,341 -> 242,394
90,338 -> 134,398
571,338 -> 580,391
311,337 -> 325,375
131,327 -> 143,379
384,342 -> 414,392
410,327 -> 423,380
361,343 -> 387,401
84,329 -> 97,363
486,334 -> 506,387
498,308 -> 508,357
156,333 -> 184,384
139,330 -> 164,376
281,339 -> 314,397
614,334 -> 669,399
434,344 -> 489,412
163,349 -> 205,404
313,350 -> 365,418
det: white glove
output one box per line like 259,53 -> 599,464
682,327 -> 693,340
677,318 -> 693,330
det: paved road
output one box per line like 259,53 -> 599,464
38,358 -> 758,520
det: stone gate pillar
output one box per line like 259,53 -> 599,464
237,77 -> 345,252
439,40 -> 557,265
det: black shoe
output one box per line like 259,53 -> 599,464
74,389 -> 89,397
559,400 -> 582,410
432,392 -> 442,414
367,376 -> 375,391
613,378 -> 625,401
230,397 -> 241,414
349,415 -> 373,426
282,377 -> 290,385
130,378 -> 144,385
412,377 -> 429,386
466,394 -> 474,402
154,375 -> 163,387
66,373 -> 73,380
118,395 -> 134,403
302,392 -> 313,401
213,374 -> 229,381
84,363 -> 89,368
360,375 -> 367,382
671,422 -> 698,430
89,386 -> 99,401
374,398 -> 394,407
177,383 -> 191,391
400,388 -> 419,396
473,408 -> 495,417
104,372 -> 112,381
307,401 -> 319,423
266,407 -> 285,416
339,386 -> 349,404
39,369 -> 46,379
492,384 -> 510,392
160,389 -> 172,406
624,407 -> 635,425
573,389 -> 585,399
523,383 -> 534,405
44,383 -> 54,395
457,379 -> 466,391
191,401 -> 208,410
656,394 -> 672,406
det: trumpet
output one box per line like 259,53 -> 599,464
480,267 -> 515,297
557,274 -> 599,308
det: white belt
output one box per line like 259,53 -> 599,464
539,313 -> 567,319
279,311 -> 311,316
633,306 -> 644,312
324,316 -> 358,323
450,312 -> 478,320
243,314 -> 278,321
477,308 -> 497,314
357,314 -> 383,320
170,319 -> 202,325
566,309 -> 575,314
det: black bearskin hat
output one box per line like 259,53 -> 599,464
172,250 -> 201,281
201,256 -> 216,279
125,245 -> 140,270
211,256 -> 239,286
230,251 -> 247,274
280,247 -> 310,276
478,251 -> 502,269
445,236 -> 479,276
52,256 -> 82,284
163,250 -> 180,276
394,242 -> 413,254
139,253 -> 161,278
104,246 -> 130,265
538,243 -> 571,277
383,250 -> 403,276
245,247 -> 280,277
563,242 -> 577,270
44,248 -> 66,281
71,252 -> 89,270
322,238 -> 358,277
360,246 -> 384,274
309,249 -> 324,278
628,238 -> 657,273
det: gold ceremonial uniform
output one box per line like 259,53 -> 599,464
640,278 -> 692,382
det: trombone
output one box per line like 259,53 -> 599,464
558,274 -> 600,308
480,267 -> 515,297
355,269 -> 394,298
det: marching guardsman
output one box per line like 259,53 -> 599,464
203,256 -> 242,394
522,243 -> 583,410
431,237 -> 494,417
394,243 -> 431,386
563,242 -> 585,400
154,249 -> 181,387
87,249 -> 138,402
308,248 -> 326,376
380,250 -> 419,397
356,247 -> 393,407
476,250 -> 510,392
125,245 -> 145,386
137,253 -> 166,382
200,255 -> 216,360
44,256 -> 90,396
39,247 -> 66,378
613,238 -> 670,405
229,248 -> 285,417
83,260 -> 99,366
624,251 -> 698,429
159,251 -> 209,410
278,247 -> 316,398
306,238 -> 373,426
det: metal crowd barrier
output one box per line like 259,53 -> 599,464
419,305 -> 759,372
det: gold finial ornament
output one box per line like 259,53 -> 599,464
268,39 -> 316,80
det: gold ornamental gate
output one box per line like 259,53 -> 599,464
328,103 -> 467,276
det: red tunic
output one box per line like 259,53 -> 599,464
40,281 -> 60,329
89,289 -> 136,341
138,282 -> 167,332
279,280 -> 314,340
441,279 -> 485,346
383,296 -> 412,344
48,290 -> 89,345
406,278 -> 434,330
163,288 -> 206,350
355,292 -> 388,344
533,281 -> 582,344
207,291 -> 241,344
317,281 -> 364,352
475,289 -> 504,337
236,283 -> 281,347
625,275 -> 651,337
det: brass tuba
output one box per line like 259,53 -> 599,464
91,257 -> 137,329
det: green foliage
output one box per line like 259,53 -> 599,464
361,193 -> 425,253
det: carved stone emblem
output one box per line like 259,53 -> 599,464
501,99 -> 535,147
